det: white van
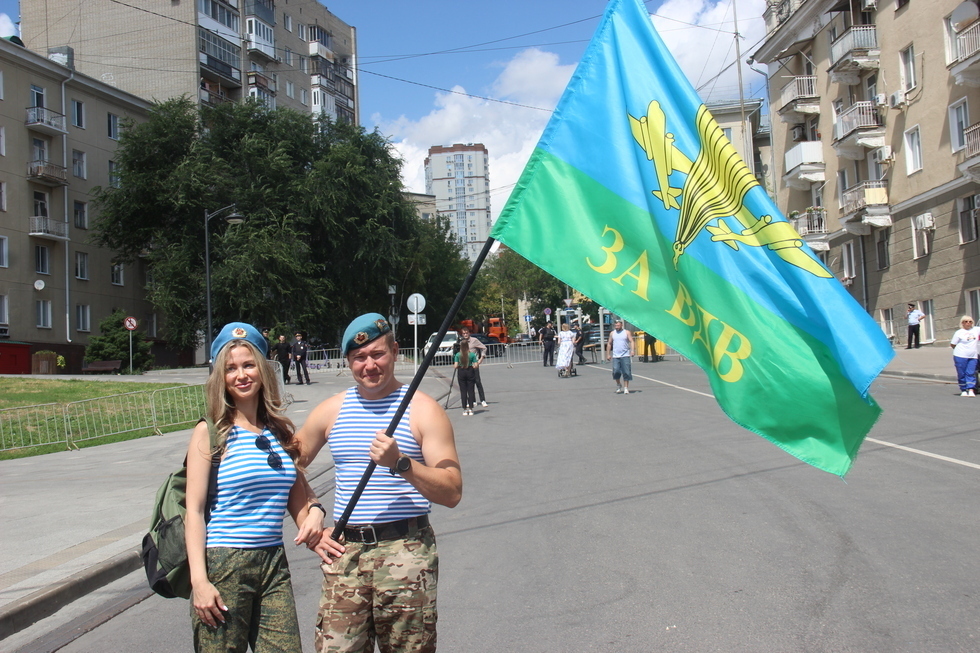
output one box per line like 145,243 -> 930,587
422,331 -> 458,365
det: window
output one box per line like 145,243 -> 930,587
198,0 -> 239,31
0,234 -> 6,267
297,23 -> 306,41
145,313 -> 158,338
74,201 -> 88,229
36,300 -> 52,328
284,47 -> 292,66
901,45 -> 916,92
0,70 -> 4,99
71,99 -> 85,128
842,241 -> 856,280
32,137 -> 47,163
960,195 -> 978,244
919,299 -> 935,342
285,81 -> 294,98
199,27 -> 242,70
837,168 -> 849,207
880,307 -> 894,338
30,84 -> 44,108
108,160 -> 120,188
0,182 -> 6,211
300,88 -> 308,106
283,13 -> 292,31
75,251 -> 89,279
111,263 -> 124,286
0,125 -> 5,155
0,294 -> 7,324
912,216 -> 932,259
300,56 -> 308,73
72,149 -> 86,178
107,113 -> 119,139
876,227 -> 890,269
946,15 -> 960,64
905,126 -> 922,174
896,0 -> 909,8
36,245 -> 50,274
950,99 -> 969,152
76,304 -> 91,332
968,288 -> 980,322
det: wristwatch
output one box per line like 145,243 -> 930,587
389,455 -> 412,476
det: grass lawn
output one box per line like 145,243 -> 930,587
0,378 -> 203,460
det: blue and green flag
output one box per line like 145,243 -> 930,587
490,0 -> 893,475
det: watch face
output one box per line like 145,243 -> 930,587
396,456 -> 412,472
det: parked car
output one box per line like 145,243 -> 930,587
510,333 -> 534,346
470,333 -> 506,357
422,331 -> 458,365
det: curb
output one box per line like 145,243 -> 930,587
881,370 -> 957,383
0,549 -> 141,641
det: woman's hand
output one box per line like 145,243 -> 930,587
294,505 -> 325,549
314,527 -> 347,564
192,581 -> 227,629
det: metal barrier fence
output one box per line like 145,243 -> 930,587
0,385 -> 207,453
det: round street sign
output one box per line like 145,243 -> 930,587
544,308 -> 552,315
407,293 -> 426,314
123,316 -> 138,331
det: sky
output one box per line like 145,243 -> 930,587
0,0 -> 770,219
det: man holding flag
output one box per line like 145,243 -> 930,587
490,0 -> 892,475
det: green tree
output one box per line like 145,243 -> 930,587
85,309 -> 154,372
93,98 -> 468,352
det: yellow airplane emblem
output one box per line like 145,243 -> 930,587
628,100 -> 831,279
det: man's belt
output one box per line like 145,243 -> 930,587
342,515 -> 430,545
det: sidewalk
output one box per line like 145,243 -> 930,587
882,342 -> 957,382
0,365 -> 451,644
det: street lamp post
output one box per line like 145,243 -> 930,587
204,204 -> 244,362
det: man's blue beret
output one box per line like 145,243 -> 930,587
342,313 -> 392,356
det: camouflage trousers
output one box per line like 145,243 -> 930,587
315,525 -> 438,652
192,546 -> 302,653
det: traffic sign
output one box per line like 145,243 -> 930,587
407,293 -> 426,314
563,298 -> 573,307
524,315 -> 533,322
123,316 -> 138,331
544,308 -> 552,315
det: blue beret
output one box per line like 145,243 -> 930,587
342,313 -> 392,356
211,322 -> 268,361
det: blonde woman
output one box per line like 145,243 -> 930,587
185,322 -> 323,652
555,323 -> 576,377
950,316 -> 980,397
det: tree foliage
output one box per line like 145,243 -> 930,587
85,309 -> 154,371
93,98 -> 469,351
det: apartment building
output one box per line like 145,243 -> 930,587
0,36 -> 154,372
752,0 -> 980,346
424,143 -> 493,261
19,0 -> 358,122
706,98 -> 775,199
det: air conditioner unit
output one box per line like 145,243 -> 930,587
889,91 -> 906,109
791,124 -> 807,142
0,326 -> 8,338
862,0 -> 877,10
873,93 -> 888,108
872,146 -> 893,164
914,212 -> 935,230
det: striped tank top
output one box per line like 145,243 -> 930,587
329,385 -> 429,524
206,425 -> 297,548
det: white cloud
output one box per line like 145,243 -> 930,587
379,1 -> 768,220
0,13 -> 17,38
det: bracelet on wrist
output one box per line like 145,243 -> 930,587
309,502 -> 326,516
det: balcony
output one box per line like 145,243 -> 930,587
311,73 -> 335,91
841,180 -> 891,233
958,121 -> 980,180
247,70 -> 276,94
790,208 -> 830,250
200,81 -> 232,107
832,101 -> 885,159
244,0 -> 275,25
951,21 -> 980,86
27,160 -> 68,186
245,34 -> 276,61
777,76 -> 819,123
782,141 -> 825,190
309,41 -> 334,62
25,106 -> 67,135
29,216 -> 69,240
828,26 -> 879,85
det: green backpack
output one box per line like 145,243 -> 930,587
140,418 -> 222,599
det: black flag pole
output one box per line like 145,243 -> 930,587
331,237 -> 497,539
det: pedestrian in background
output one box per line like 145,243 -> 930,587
572,322 -> 586,365
555,324 -> 576,377
185,322 -> 324,652
607,319 -> 635,394
454,338 -> 478,415
950,316 -> 980,397
261,328 -> 272,359
907,303 -> 926,349
458,327 -> 489,407
292,331 -> 311,385
271,334 -> 292,385
539,322 -> 556,367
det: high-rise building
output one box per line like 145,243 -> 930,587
19,0 -> 358,122
752,0 -> 980,344
424,143 -> 492,261
0,37 -> 156,372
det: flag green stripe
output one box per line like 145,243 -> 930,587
493,148 -> 880,475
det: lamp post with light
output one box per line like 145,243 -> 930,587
204,204 -> 244,361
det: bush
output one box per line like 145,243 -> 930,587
85,309 -> 154,372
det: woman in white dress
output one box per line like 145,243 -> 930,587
555,324 -> 576,377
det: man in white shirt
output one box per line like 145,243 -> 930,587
907,303 -> 926,349
606,320 -> 635,394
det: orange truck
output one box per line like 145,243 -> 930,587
487,317 -> 509,344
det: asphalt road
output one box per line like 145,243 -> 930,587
17,360 -> 980,652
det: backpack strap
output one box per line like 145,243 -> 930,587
199,417 -> 223,522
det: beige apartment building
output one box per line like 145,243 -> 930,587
424,143 -> 493,262
753,0 -> 980,346
0,36 -> 154,372
20,0 -> 358,122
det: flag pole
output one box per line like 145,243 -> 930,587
331,237 -> 497,539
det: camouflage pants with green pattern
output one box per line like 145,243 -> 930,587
315,525 -> 438,652
192,546 -> 302,653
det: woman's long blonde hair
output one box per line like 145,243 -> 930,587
205,339 -> 299,462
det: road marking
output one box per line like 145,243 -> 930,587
631,373 -> 715,398
631,373 -> 980,470
865,438 -> 980,470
